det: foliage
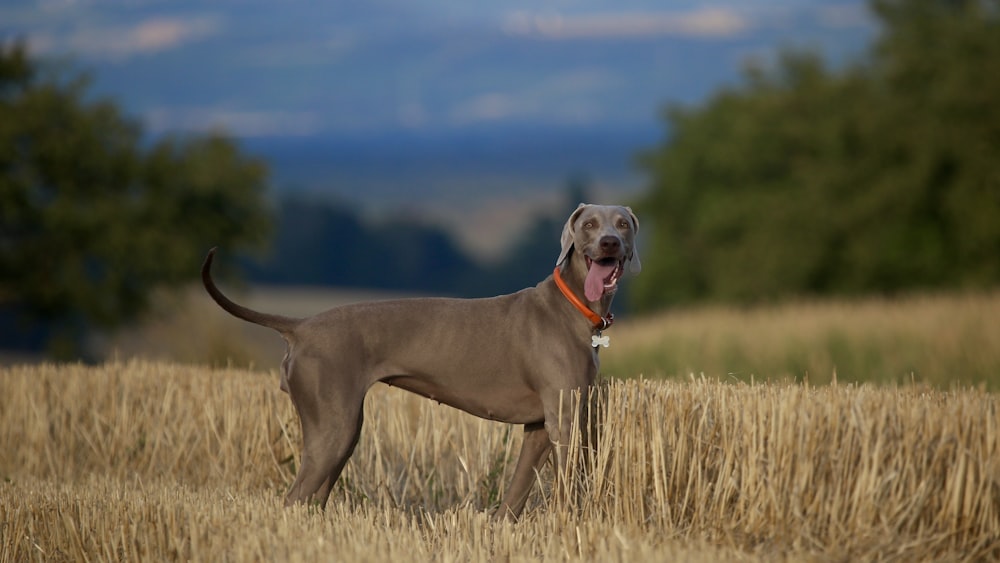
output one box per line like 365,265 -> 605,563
634,0 -> 1000,309
245,178 -> 591,297
243,197 -> 477,294
0,42 -> 270,356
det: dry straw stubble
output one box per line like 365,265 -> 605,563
1,361 -> 998,561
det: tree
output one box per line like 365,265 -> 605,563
866,0 -> 1000,288
243,197 -> 479,294
633,0 -> 1000,310
472,175 -> 591,296
0,42 -> 271,357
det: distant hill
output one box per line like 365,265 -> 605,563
240,123 -> 657,207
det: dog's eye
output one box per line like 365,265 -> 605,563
583,220 -> 595,230
617,219 -> 630,230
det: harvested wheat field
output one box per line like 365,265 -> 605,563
1,361 -> 998,561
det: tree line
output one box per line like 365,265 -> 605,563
240,193 -> 582,298
631,0 -> 1000,308
0,42 -> 268,357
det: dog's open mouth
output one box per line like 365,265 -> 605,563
584,256 -> 624,301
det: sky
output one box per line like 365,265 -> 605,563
1,0 -> 876,139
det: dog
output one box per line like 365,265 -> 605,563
201,203 -> 640,518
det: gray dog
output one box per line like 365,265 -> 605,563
201,203 -> 640,519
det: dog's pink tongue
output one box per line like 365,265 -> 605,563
585,262 -> 616,301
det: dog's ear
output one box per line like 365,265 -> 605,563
625,206 -> 641,274
556,203 -> 588,267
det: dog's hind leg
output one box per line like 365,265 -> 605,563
310,404 -> 365,508
283,363 -> 366,509
284,399 -> 364,508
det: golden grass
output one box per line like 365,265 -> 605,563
98,287 -> 1000,390
603,290 -> 1000,388
2,361 -> 997,561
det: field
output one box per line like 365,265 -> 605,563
2,359 -> 998,561
602,290 -> 1000,389
97,286 -> 1000,389
3,291 -> 999,561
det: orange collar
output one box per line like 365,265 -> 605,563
552,266 -> 614,331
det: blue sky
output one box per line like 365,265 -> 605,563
2,1 -> 876,139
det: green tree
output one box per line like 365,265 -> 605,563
633,0 -> 1000,310
0,42 -> 271,357
866,0 -> 1000,287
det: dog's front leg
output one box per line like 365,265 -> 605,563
541,386 -> 592,512
493,422 -> 552,520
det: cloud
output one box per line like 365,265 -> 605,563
449,93 -> 537,125
32,15 -> 220,61
817,4 -> 873,29
447,70 -> 614,127
503,8 -> 749,40
145,106 -> 323,137
130,18 -> 211,52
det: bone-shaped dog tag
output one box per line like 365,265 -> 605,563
591,332 -> 610,348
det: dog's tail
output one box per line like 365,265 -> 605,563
201,248 -> 300,334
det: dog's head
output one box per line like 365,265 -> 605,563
556,203 -> 641,302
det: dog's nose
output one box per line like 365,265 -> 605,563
599,236 -> 621,255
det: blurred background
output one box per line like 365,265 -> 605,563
1,1 -> 997,384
